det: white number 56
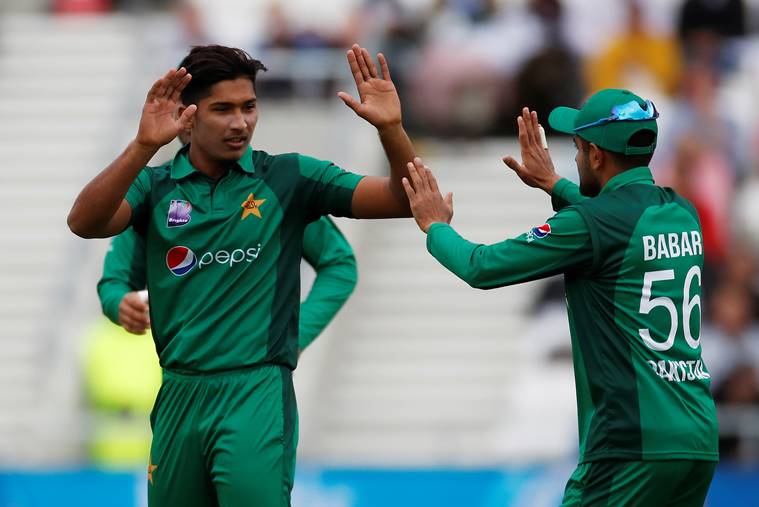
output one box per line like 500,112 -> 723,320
638,266 -> 702,351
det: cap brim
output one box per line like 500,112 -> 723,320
548,106 -> 579,135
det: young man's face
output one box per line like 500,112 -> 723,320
190,77 -> 258,162
574,136 -> 601,197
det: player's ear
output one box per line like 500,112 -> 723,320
588,143 -> 603,171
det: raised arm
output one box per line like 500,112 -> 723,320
67,68 -> 196,238
338,45 -> 414,218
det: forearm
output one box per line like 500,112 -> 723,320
377,122 -> 415,215
426,223 -> 578,289
97,281 -> 132,324
298,267 -> 357,350
68,140 -> 156,237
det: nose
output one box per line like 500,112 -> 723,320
231,110 -> 247,130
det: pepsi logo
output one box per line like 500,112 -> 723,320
532,223 -> 552,239
166,246 -> 197,276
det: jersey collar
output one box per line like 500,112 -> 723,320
170,144 -> 255,180
600,166 -> 654,195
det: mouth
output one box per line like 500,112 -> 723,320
223,136 -> 248,149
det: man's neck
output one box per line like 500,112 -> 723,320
188,144 -> 229,180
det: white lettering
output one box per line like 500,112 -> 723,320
658,235 -> 670,259
215,250 -> 230,264
643,236 -> 656,261
691,231 -> 703,256
649,358 -> 710,382
668,233 -> 681,258
681,232 -> 693,256
643,231 -> 703,261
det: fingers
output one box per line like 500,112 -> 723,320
346,49 -> 364,86
401,175 -> 416,201
444,192 -> 454,214
406,157 -> 427,192
378,53 -> 391,81
169,71 -> 192,103
361,47 -> 379,78
337,91 -> 361,113
426,167 -> 440,194
352,44 -> 372,81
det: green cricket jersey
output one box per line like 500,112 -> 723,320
427,167 -> 718,462
122,144 -> 362,372
97,217 -> 357,351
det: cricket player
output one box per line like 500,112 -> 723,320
402,89 -> 719,506
68,44 -> 414,507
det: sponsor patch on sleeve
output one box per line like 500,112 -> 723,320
526,223 -> 551,243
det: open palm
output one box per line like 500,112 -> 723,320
136,67 -> 197,149
338,45 -> 401,129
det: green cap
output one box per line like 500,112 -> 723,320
548,88 -> 658,155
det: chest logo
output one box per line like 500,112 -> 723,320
167,200 -> 192,228
241,193 -> 266,220
527,223 -> 551,243
166,246 -> 197,276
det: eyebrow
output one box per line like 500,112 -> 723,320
208,98 -> 257,107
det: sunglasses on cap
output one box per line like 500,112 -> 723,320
574,99 -> 659,132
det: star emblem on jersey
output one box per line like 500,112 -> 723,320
241,193 -> 266,220
148,460 -> 158,485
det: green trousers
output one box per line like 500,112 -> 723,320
561,459 -> 717,507
147,364 -> 297,507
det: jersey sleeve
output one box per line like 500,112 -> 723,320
297,155 -> 364,220
426,207 -> 595,289
298,217 -> 358,351
124,167 -> 153,233
97,227 -> 148,324
551,178 -> 588,211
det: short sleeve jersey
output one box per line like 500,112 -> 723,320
124,144 -> 362,372
426,167 -> 718,462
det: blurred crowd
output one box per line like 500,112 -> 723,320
50,0 -> 759,462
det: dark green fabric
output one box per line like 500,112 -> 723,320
299,217 -> 357,350
561,460 -> 716,506
97,230 -> 147,324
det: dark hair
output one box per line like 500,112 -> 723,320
178,45 -> 267,106
581,129 -> 656,169
606,129 -> 656,169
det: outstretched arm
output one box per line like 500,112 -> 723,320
402,157 -> 593,289
67,68 -> 196,238
338,45 -> 415,218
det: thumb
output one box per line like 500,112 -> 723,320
178,104 -> 197,129
502,155 -> 523,173
337,92 -> 361,114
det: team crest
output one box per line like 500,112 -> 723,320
241,193 -> 266,220
167,200 -> 192,228
527,223 -> 551,243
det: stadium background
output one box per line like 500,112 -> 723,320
1,0 -> 759,505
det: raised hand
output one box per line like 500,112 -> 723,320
401,157 -> 453,233
502,107 -> 561,194
135,67 -> 197,150
338,44 -> 401,130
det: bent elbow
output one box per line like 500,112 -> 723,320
67,211 -> 95,239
